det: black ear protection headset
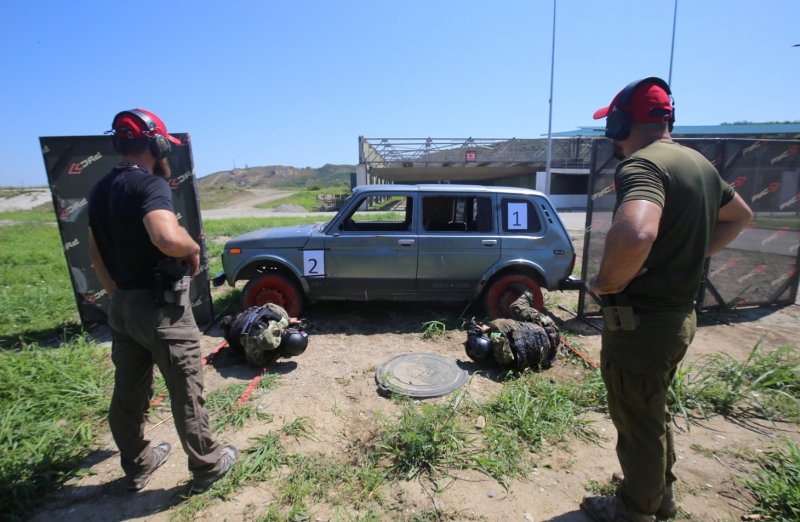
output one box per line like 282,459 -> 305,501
110,109 -> 173,159
604,77 -> 675,141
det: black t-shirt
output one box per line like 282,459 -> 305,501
88,166 -> 173,290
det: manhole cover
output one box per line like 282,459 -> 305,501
375,353 -> 468,398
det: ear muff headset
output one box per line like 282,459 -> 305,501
604,77 -> 675,141
111,109 -> 173,159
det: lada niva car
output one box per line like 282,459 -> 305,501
217,184 -> 581,318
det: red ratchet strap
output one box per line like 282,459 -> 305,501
202,340 -> 229,366
560,338 -> 598,369
237,366 -> 269,405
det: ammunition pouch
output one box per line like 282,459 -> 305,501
153,258 -> 191,307
601,293 -> 640,331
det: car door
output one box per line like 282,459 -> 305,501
416,192 -> 500,298
323,191 -> 418,299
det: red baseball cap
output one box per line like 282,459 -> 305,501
593,80 -> 673,123
111,108 -> 181,145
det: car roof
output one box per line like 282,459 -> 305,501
353,184 -> 546,197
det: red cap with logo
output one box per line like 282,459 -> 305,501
593,80 -> 673,123
111,108 -> 181,145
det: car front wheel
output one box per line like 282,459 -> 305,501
241,273 -> 303,317
482,273 -> 543,319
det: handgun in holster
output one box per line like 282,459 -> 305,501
600,293 -> 640,331
153,258 -> 191,307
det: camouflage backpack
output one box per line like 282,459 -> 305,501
221,303 -> 290,367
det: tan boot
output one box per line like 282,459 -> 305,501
580,495 -> 655,522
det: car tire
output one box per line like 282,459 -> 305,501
482,274 -> 544,319
241,273 -> 303,317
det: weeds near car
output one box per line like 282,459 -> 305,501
377,395 -> 478,483
669,342 -> 800,424
206,373 -> 280,432
0,336 -> 113,521
741,438 -> 800,522
281,416 -> 314,441
421,320 -> 447,339
480,373 -> 602,455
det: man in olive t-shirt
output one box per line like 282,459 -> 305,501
580,78 -> 753,522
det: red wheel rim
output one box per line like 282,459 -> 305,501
243,275 -> 302,317
484,274 -> 543,318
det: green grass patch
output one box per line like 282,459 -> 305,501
0,206 -> 56,224
278,453 -> 385,510
479,373 -> 602,455
741,438 -> 800,522
0,336 -> 113,521
669,342 -> 800,424
0,223 -> 80,346
420,320 -> 447,340
253,186 -> 351,212
377,396 -> 480,483
206,374 -> 280,432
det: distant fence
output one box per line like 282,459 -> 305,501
579,138 -> 800,317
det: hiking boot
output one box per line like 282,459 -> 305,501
189,445 -> 238,494
580,495 -> 655,522
127,442 -> 171,491
610,473 -> 678,519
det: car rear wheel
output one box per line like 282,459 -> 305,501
482,274 -> 543,319
241,273 -> 303,317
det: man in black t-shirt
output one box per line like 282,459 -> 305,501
579,80 -> 753,522
88,109 -> 237,493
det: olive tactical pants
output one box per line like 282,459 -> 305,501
108,289 -> 222,479
600,309 -> 696,516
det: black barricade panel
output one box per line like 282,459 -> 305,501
39,135 -> 214,326
582,138 -> 800,316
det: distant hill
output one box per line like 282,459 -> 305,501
197,164 -> 356,189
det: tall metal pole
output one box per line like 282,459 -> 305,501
545,0 -> 556,184
668,0 -> 678,85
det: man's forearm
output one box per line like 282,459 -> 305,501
590,200 -> 660,295
591,230 -> 651,295
707,221 -> 746,257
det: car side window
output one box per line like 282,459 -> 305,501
500,198 -> 541,233
422,196 -> 493,233
340,194 -> 413,232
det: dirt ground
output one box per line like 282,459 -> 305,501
22,190 -> 800,522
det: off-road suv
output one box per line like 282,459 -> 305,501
217,184 -> 581,318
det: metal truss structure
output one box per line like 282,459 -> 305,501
359,137 -> 592,170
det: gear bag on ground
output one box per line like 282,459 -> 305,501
221,303 -> 308,367
464,291 -> 559,371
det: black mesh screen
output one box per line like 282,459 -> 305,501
581,138 -> 800,316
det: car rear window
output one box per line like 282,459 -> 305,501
500,198 -> 541,233
422,196 -> 493,233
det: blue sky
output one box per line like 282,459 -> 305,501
2,0 -> 798,187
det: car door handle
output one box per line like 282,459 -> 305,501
398,239 -> 415,246
481,240 -> 497,247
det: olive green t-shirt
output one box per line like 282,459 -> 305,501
614,140 -> 736,312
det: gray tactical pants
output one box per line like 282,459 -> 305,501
107,289 -> 222,479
